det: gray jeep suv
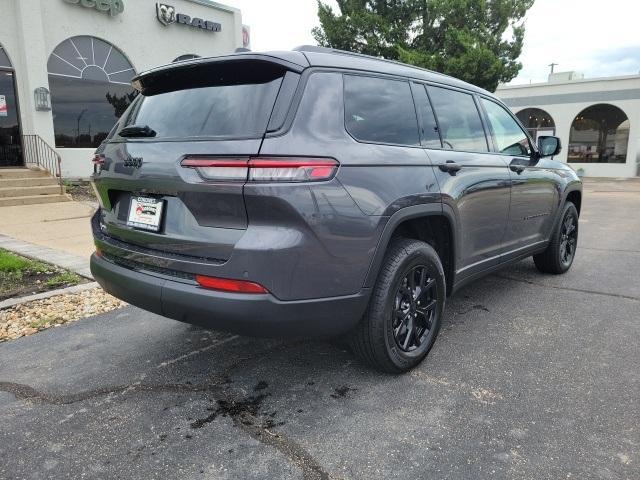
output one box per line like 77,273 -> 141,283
90,46 -> 582,373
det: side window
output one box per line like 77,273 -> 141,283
481,98 -> 531,156
427,86 -> 488,152
411,84 -> 442,148
344,75 -> 420,146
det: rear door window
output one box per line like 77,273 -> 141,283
121,74 -> 283,139
427,86 -> 488,152
344,75 -> 420,146
480,98 -> 531,156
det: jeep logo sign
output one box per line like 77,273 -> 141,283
63,0 -> 124,17
156,3 -> 222,32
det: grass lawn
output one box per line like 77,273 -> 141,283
0,249 -> 84,301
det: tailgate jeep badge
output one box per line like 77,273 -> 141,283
124,156 -> 143,168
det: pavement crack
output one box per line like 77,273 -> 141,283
189,382 -> 334,480
493,274 -> 640,302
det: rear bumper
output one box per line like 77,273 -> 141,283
90,253 -> 369,338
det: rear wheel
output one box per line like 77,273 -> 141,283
533,201 -> 579,274
348,238 -> 445,373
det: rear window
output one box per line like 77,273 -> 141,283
120,64 -> 285,139
344,75 -> 420,146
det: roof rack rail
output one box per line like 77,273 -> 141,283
293,45 -> 376,60
293,45 -> 446,80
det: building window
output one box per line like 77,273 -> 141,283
0,46 -> 11,69
173,54 -> 200,63
47,36 -> 137,148
515,108 -> 556,141
568,104 -> 629,164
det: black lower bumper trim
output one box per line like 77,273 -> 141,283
91,254 -> 369,338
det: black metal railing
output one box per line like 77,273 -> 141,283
21,134 -> 64,194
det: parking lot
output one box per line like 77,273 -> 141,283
1,179 -> 638,480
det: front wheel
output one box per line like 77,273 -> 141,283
533,201 -> 579,274
348,238 -> 446,373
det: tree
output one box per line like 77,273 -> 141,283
312,0 -> 534,92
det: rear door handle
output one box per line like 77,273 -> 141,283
438,160 -> 462,175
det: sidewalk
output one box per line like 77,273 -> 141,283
0,200 -> 96,278
0,201 -> 95,259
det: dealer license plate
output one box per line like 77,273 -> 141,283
127,196 -> 164,232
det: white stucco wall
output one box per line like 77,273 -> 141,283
0,0 -> 243,178
496,75 -> 640,178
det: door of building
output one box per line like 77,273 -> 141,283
0,70 -> 22,167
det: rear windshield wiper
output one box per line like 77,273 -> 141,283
119,124 -> 157,138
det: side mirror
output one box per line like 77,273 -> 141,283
537,136 -> 561,157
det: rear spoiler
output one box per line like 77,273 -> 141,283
132,53 -> 308,96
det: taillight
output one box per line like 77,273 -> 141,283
248,158 -> 338,182
180,156 -> 338,182
195,275 -> 267,294
180,158 -> 248,181
92,154 -> 105,174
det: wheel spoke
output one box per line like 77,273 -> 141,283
413,328 -> 422,347
416,278 -> 435,303
417,299 -> 436,315
418,267 -> 427,290
402,318 -> 414,350
408,271 -> 416,294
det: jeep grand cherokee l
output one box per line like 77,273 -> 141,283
90,46 -> 582,373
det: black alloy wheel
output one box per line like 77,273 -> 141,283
392,265 -> 437,352
559,213 -> 578,267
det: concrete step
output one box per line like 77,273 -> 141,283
0,194 -> 72,207
0,185 -> 62,198
0,168 -> 51,179
0,177 -> 60,188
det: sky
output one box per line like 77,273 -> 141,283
223,0 -> 640,85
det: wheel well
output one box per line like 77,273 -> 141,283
391,216 -> 454,295
566,190 -> 582,215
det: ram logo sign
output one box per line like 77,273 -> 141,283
155,3 -> 222,32
156,3 -> 176,26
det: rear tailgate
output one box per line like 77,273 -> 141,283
92,55 -> 304,261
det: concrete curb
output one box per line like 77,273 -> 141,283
0,234 -> 93,280
0,282 -> 100,310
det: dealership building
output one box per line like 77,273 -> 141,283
496,72 -> 640,178
0,0 -> 246,179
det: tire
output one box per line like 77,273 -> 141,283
533,201 -> 579,274
347,238 -> 446,373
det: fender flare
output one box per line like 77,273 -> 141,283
363,203 -> 457,288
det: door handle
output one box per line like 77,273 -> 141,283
510,164 -> 526,174
438,160 -> 462,175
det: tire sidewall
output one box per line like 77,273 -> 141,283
555,203 -> 579,271
379,243 -> 446,371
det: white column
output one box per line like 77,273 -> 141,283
14,0 -> 55,146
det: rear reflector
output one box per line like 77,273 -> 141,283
181,156 -> 338,182
195,274 -> 268,294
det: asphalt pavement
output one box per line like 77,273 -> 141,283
1,179 -> 638,480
